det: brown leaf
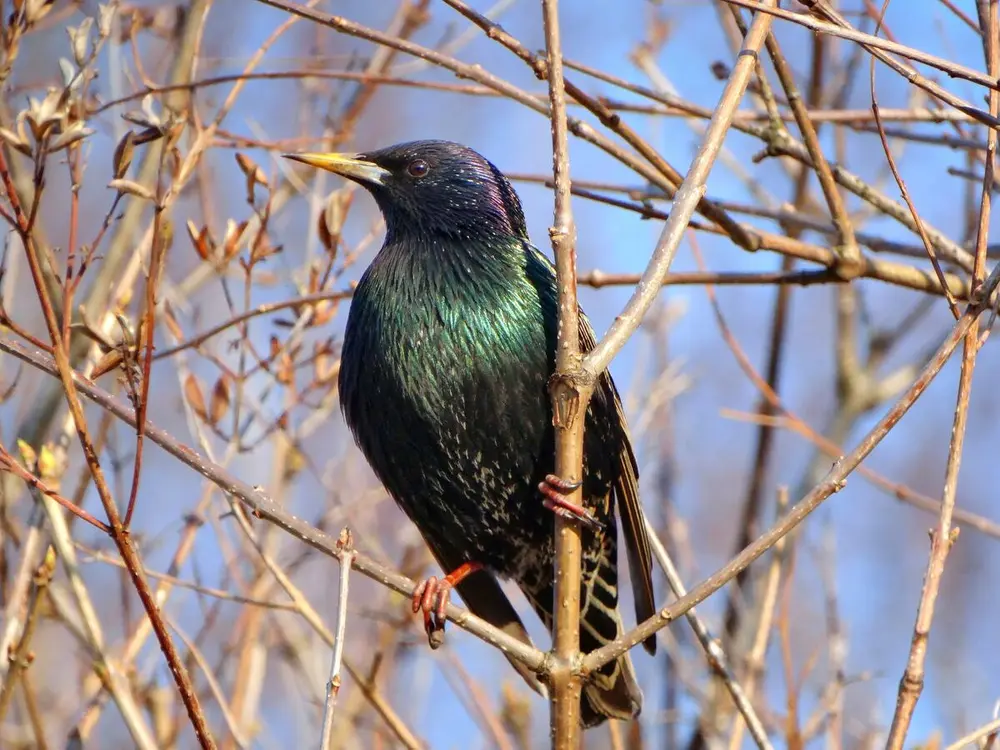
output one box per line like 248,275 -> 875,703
235,152 -> 267,203
113,130 -> 135,179
186,220 -> 213,261
222,220 -> 248,260
317,189 -> 352,257
314,344 -> 339,384
307,263 -> 320,294
276,352 -> 294,386
209,375 -> 230,425
91,349 -> 124,379
184,374 -> 207,421
311,300 -> 335,327
108,178 -> 154,202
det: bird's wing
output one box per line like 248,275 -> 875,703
423,537 -> 548,696
579,315 -> 657,655
525,243 -> 656,653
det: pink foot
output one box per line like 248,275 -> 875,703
411,561 -> 484,648
539,474 -> 603,531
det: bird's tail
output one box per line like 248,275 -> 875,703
522,560 -> 643,728
577,564 -> 643,728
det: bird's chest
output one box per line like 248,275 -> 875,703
341,282 -> 556,559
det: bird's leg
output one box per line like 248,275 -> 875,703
411,561 -> 484,648
539,474 -> 604,531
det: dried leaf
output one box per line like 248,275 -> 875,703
222,220 -> 248,260
91,349 -> 124,379
113,130 -> 135,178
0,127 -> 31,156
312,300 -> 335,327
276,353 -> 294,386
133,126 -> 164,146
209,376 -> 230,425
314,345 -> 339,384
98,3 -> 116,37
24,90 -> 64,141
48,123 -> 93,153
25,0 -> 56,24
122,95 -> 161,130
66,18 -> 93,67
184,374 -> 207,421
317,189 -> 352,257
58,58 -> 76,89
186,220 -> 213,261
235,153 -> 267,204
108,178 -> 155,202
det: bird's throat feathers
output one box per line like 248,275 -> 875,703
355,233 -> 553,388
370,233 -> 541,311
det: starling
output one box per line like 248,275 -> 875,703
287,140 -> 656,727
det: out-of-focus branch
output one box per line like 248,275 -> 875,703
645,517 -> 774,750
320,530 -> 355,749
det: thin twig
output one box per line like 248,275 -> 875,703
320,529 -> 355,750
645,518 -> 773,750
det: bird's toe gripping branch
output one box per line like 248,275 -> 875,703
411,561 -> 484,648
539,474 -> 604,531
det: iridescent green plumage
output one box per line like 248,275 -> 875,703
306,140 -> 655,727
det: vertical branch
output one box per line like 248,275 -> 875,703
541,0 -> 587,745
886,1 -> 997,746
320,529 -> 355,749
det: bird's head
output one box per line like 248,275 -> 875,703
286,140 -> 528,245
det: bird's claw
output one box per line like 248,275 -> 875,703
411,576 -> 451,648
410,561 -> 484,649
539,474 -> 604,531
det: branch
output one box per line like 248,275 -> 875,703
886,2 -> 998,745
320,529 -> 355,749
541,0 -> 586,744
582,260 -> 1000,672
583,1 -> 776,377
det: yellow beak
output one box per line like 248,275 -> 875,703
283,152 -> 390,186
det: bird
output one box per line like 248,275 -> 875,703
286,140 -> 656,728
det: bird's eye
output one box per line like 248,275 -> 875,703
407,159 -> 429,178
